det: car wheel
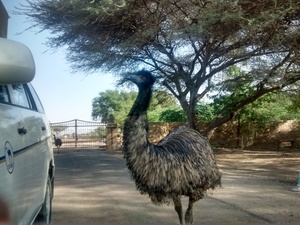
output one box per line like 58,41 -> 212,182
34,176 -> 52,225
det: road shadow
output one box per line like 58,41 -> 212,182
52,149 -> 300,225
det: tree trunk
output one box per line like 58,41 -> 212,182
203,113 -> 235,139
236,115 -> 242,149
187,109 -> 197,130
181,100 -> 197,130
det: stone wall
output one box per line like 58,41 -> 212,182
148,120 -> 300,150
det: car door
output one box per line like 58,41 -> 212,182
20,83 -> 52,213
9,83 -> 51,224
0,84 -> 32,224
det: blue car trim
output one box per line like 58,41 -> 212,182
0,138 -> 50,164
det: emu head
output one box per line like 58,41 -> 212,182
120,70 -> 156,88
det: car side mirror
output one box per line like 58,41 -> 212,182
0,38 -> 35,84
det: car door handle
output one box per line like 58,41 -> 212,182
18,127 -> 27,135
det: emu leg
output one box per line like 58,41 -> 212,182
173,196 -> 183,225
185,197 -> 195,225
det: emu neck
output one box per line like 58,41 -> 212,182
129,86 -> 152,117
123,85 -> 152,155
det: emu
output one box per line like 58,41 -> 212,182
122,70 -> 221,225
53,135 -> 62,154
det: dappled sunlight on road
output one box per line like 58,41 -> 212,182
52,149 -> 300,225
52,150 -> 180,225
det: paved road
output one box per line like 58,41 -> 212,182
52,149 -> 300,225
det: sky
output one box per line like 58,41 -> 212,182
2,0 -> 116,123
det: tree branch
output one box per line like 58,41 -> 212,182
203,72 -> 300,137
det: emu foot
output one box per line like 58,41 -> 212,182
185,208 -> 193,225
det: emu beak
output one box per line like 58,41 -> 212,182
125,72 -> 139,81
118,72 -> 139,85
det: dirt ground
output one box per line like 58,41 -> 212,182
212,148 -> 300,225
215,148 -> 300,186
52,148 -> 300,225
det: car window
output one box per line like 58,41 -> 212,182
27,83 -> 45,113
0,85 -> 10,103
11,84 -> 31,108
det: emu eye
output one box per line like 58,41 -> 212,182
140,76 -> 146,81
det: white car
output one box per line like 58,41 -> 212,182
0,38 -> 54,225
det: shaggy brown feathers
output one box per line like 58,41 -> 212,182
122,70 -> 221,224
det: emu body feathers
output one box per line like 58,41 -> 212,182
122,70 -> 221,224
125,125 -> 220,204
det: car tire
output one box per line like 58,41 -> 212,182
34,176 -> 52,225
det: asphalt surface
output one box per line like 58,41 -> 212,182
52,149 -> 300,225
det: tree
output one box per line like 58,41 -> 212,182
21,0 -> 300,135
238,93 -> 300,123
198,92 -> 300,125
92,89 -> 178,126
92,90 -> 136,124
159,106 -> 187,122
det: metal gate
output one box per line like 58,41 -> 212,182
50,119 -> 106,149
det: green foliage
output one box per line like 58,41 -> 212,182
89,126 -> 106,139
159,107 -> 187,122
204,64 -> 300,127
149,90 -> 177,111
195,103 -> 215,122
92,90 -> 136,125
148,90 -> 179,122
209,65 -> 256,116
147,108 -> 165,122
238,93 -> 300,124
197,92 -> 300,126
92,89 -> 179,125
288,92 -> 300,112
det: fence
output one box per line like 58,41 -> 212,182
50,119 -> 107,149
50,119 -> 300,151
